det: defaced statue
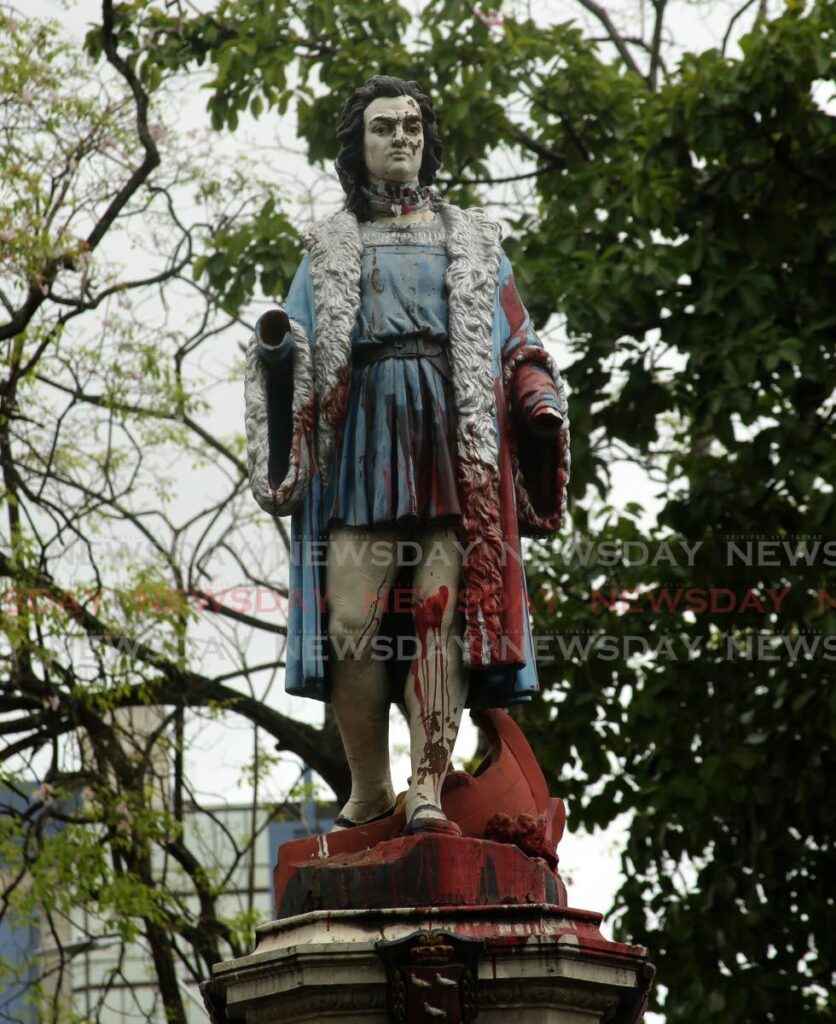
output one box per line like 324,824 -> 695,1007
245,75 -> 570,835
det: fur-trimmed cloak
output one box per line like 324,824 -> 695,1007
245,203 -> 570,705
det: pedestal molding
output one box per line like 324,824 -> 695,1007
213,903 -> 653,1023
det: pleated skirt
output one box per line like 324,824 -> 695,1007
326,355 -> 462,527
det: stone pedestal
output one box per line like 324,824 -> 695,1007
209,901 -> 652,1023
206,713 -> 653,1022
276,832 -> 567,916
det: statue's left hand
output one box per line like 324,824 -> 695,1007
530,407 -> 564,437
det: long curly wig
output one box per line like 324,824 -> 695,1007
335,76 -> 443,221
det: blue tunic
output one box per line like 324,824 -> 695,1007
326,237 -> 462,527
251,206 -> 570,708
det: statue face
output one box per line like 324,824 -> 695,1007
363,95 -> 424,185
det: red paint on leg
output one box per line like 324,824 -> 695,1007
414,585 -> 450,641
411,585 -> 453,781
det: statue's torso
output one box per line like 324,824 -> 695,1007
325,216 -> 462,528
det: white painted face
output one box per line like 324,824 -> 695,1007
363,95 -> 424,185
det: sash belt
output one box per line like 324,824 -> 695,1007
352,335 -> 450,368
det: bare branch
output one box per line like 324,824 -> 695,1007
0,549 -> 348,794
507,127 -> 567,166
0,1 -> 162,346
649,0 -> 668,92
36,375 -> 247,475
438,167 -> 558,188
90,0 -> 161,252
722,0 -> 761,55
188,586 -> 288,634
573,0 -> 645,79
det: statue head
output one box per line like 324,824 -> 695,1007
336,76 -> 443,220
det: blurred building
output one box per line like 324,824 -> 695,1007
0,787 -> 334,1023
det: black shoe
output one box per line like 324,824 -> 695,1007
333,804 -> 396,830
403,803 -> 462,837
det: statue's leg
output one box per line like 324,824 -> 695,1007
327,527 -> 399,829
403,528 -> 468,829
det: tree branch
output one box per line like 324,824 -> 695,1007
573,0 -> 644,78
648,0 -> 668,92
90,0 -> 161,252
0,550 -> 349,797
0,0 -> 162,346
438,167 -> 558,188
187,586 -> 288,634
722,0 -> 761,55
36,375 -> 247,476
507,127 -> 567,166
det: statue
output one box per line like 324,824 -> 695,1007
244,75 -> 569,838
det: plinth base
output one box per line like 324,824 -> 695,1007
210,902 -> 653,1023
277,832 -> 567,917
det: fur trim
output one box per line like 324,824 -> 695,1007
245,318 -> 315,515
303,212 -> 363,479
439,204 -> 502,470
438,204 -> 506,664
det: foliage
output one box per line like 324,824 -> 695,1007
0,6 -> 347,1020
1,0 -> 834,1021
118,0 -> 834,1019
515,7 -> 836,1021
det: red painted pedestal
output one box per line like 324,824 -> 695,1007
274,709 -> 568,918
276,832 -> 567,918
206,711 -> 654,1023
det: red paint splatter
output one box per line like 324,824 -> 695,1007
322,365 -> 351,428
500,276 -> 527,342
414,585 -> 450,641
485,812 -> 557,869
410,585 -> 453,781
456,459 -> 504,663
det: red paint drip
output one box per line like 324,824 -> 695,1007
322,365 -> 351,427
414,585 -> 450,641
411,585 -> 452,766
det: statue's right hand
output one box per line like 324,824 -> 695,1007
256,308 -> 291,347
